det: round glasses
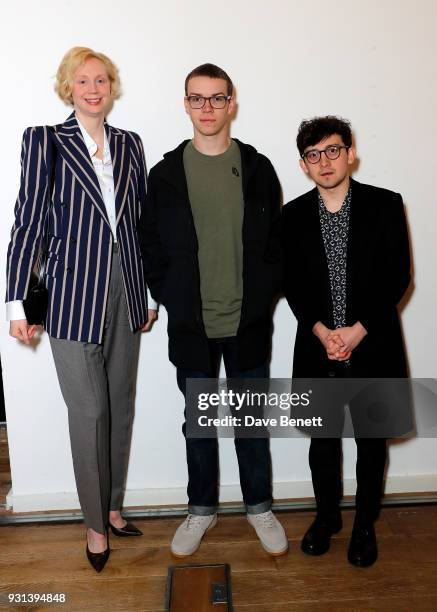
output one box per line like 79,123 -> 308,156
302,145 -> 349,164
186,95 -> 231,109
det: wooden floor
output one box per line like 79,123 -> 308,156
0,505 -> 436,610
1,429 -> 437,610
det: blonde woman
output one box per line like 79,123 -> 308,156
6,47 -> 157,572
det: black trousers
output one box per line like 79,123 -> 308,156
309,436 -> 387,526
308,360 -> 388,526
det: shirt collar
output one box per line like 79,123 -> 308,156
76,117 -> 111,164
318,185 -> 352,213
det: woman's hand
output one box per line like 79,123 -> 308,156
9,320 -> 38,344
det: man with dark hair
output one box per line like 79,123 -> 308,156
184,62 -> 234,98
296,115 -> 353,156
282,116 -> 410,567
139,64 -> 287,557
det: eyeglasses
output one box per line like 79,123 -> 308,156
302,145 -> 349,164
186,95 -> 231,109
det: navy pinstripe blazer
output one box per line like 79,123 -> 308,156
6,113 -> 149,343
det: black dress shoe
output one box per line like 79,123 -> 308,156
110,521 -> 143,537
86,544 -> 110,573
301,516 -> 343,556
348,524 -> 377,567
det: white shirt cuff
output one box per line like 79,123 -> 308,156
7,292 -> 158,321
6,300 -> 26,321
146,287 -> 158,310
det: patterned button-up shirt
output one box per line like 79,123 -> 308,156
318,187 -> 352,329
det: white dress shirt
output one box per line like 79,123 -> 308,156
78,118 -> 118,241
7,120 -> 156,321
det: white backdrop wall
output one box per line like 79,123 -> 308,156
1,0 -> 436,512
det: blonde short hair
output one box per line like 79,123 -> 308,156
55,46 -> 121,105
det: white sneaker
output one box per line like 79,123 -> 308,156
247,510 -> 288,556
171,513 -> 217,557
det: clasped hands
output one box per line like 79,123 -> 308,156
313,321 -> 368,362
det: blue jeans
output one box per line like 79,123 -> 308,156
177,337 -> 272,516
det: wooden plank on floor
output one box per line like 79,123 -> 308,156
0,577 -> 167,611
230,561 -> 437,607
0,540 -> 276,583
233,595 -> 437,611
383,505 -> 437,535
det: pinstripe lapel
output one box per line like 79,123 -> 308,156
106,124 -> 131,226
54,113 -> 110,227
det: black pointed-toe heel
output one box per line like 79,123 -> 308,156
110,521 -> 143,537
86,544 -> 110,573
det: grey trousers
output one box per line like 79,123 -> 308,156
49,244 -> 141,534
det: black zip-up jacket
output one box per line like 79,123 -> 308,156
138,139 -> 282,371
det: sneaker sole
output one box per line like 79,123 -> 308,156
247,517 -> 289,557
170,515 -> 218,558
262,543 -> 289,557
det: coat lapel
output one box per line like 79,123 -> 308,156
306,187 -> 334,326
308,187 -> 329,269
348,178 -> 368,250
346,178 -> 369,323
54,113 -> 110,226
106,124 -> 131,225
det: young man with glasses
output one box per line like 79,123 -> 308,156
139,64 -> 287,557
282,116 -> 410,567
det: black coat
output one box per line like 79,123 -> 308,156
282,178 -> 411,378
138,139 -> 282,371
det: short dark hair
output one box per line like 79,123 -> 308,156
296,116 -> 352,156
184,63 -> 234,96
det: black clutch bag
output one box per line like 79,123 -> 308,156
23,274 -> 49,325
22,126 -> 56,327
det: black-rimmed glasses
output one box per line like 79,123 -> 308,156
302,145 -> 349,164
186,95 -> 231,109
